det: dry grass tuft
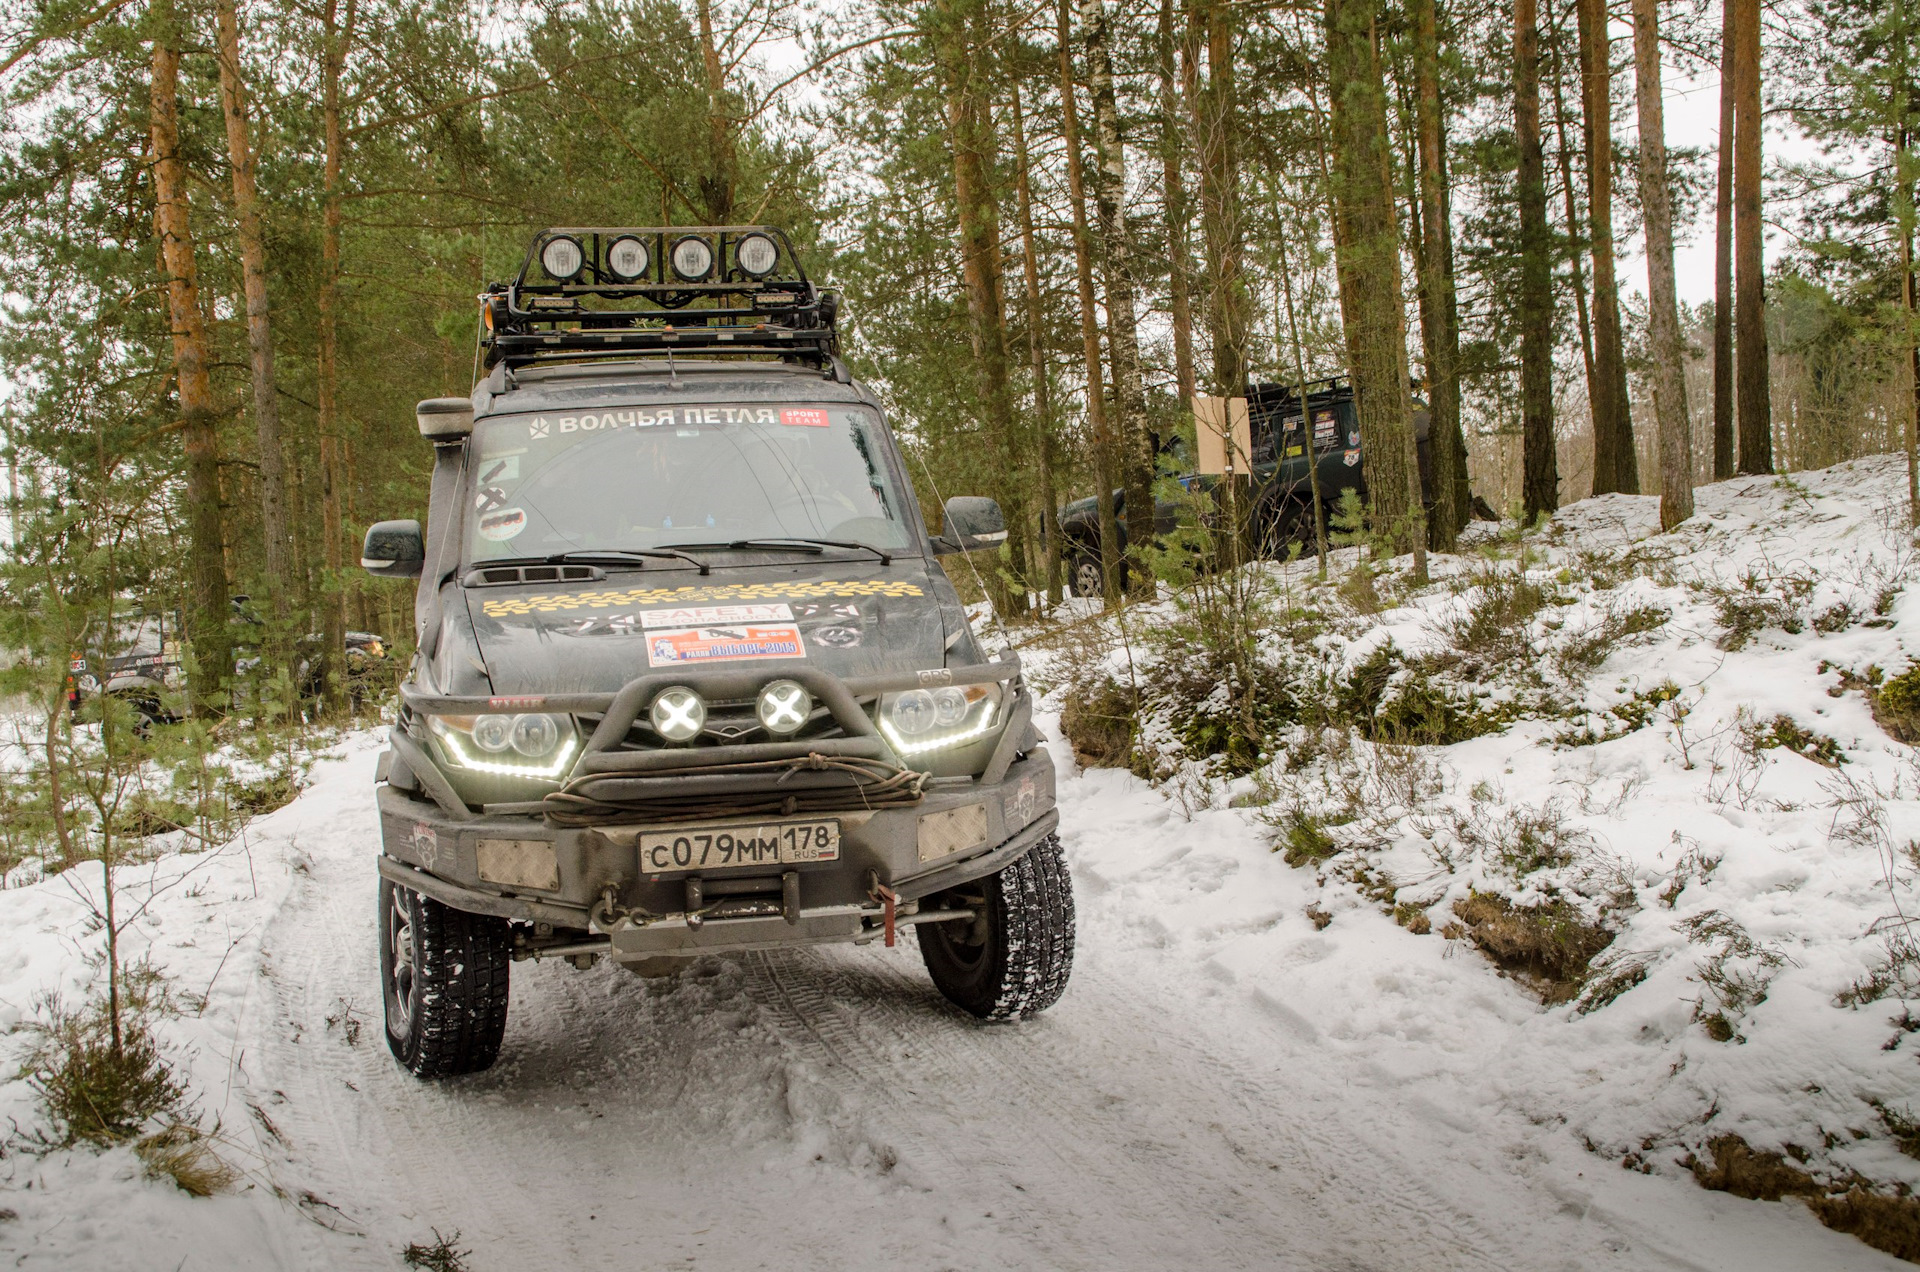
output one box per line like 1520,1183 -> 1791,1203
403,1229 -> 472,1271
1691,1134 -> 1920,1263
135,1123 -> 237,1197
1450,892 -> 1613,1003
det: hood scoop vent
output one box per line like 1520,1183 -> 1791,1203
463,563 -> 606,588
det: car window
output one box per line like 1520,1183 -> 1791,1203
465,404 -> 913,561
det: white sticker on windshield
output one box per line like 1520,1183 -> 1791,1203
477,455 -> 519,483
639,603 -> 794,629
528,417 -> 550,439
478,507 -> 527,541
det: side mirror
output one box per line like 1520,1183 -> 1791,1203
416,397 -> 474,442
362,520 -> 425,578
934,496 -> 1008,555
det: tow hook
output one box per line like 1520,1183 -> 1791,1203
865,870 -> 898,947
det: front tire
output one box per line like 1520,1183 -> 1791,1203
917,833 -> 1075,1021
380,876 -> 512,1077
1071,556 -> 1104,600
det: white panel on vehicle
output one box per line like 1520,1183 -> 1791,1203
476,838 -> 560,891
917,803 -> 989,863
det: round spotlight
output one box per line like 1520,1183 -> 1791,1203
540,235 -> 584,282
606,235 -> 650,281
670,234 -> 715,281
735,232 -> 779,278
471,714 -> 514,753
932,686 -> 969,727
757,680 -> 812,736
889,689 -> 936,736
510,712 -> 561,756
650,686 -> 706,742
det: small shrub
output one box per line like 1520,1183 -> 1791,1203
403,1230 -> 472,1272
1450,892 -> 1614,1003
136,1123 -> 237,1197
1445,572 -> 1548,664
1060,677 -> 1139,769
1814,601 -> 1856,633
1874,663 -> 1920,743
1273,808 -> 1340,867
1678,910 -> 1787,1042
1742,714 -> 1844,767
1333,644 -> 1500,746
21,995 -> 186,1145
1574,949 -> 1654,1014
1705,568 -> 1814,651
1555,604 -> 1670,680
1442,797 -> 1593,877
1393,902 -> 1432,934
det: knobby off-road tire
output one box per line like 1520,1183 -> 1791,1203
380,876 -> 512,1077
917,833 -> 1075,1021
1072,556 -> 1104,601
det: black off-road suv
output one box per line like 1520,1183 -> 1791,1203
364,227 -> 1072,1077
1059,379 -> 1431,596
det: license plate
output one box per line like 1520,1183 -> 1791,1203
637,819 -> 839,874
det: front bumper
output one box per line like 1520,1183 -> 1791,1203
376,748 -> 1056,958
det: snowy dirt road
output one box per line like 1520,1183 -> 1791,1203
150,734 -> 1888,1272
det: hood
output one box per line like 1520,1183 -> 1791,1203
462,557 -> 950,695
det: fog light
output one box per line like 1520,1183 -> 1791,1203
650,686 -> 706,742
757,680 -> 811,735
540,235 -> 584,281
471,714 -> 514,752
511,712 -> 561,756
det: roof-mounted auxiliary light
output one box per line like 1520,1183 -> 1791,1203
606,235 -> 650,282
540,235 -> 584,282
670,234 -> 715,281
735,232 -> 779,278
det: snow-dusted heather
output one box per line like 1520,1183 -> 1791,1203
1030,453 -> 1920,1214
0,463 -> 1914,1268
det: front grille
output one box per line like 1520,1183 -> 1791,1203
577,698 -> 867,752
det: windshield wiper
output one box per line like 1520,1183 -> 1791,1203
484,549 -> 710,575
662,538 -> 894,565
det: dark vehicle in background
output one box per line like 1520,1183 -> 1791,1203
1058,378 -> 1432,596
67,604 -> 392,723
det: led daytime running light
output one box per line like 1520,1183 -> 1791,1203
439,729 -> 577,778
880,698 -> 1000,756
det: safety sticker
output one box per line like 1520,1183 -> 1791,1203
780,408 -> 830,428
638,603 -> 793,628
479,507 -> 527,541
646,625 -> 806,666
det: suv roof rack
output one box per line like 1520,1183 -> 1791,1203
480,226 -> 840,372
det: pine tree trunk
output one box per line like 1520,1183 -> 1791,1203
1412,0 -> 1465,546
1082,0 -> 1154,598
1158,0 -> 1195,409
1578,0 -> 1638,495
696,0 -> 736,223
1732,0 -> 1772,473
1516,0 -> 1559,522
1547,15 -> 1598,410
1713,0 -> 1737,479
1057,0 -> 1121,606
214,0 -> 292,624
1633,0 -> 1694,529
938,0 -> 1027,619
317,0 -> 355,714
148,3 -> 231,706
1325,0 -> 1427,577
1195,0 -> 1248,396
1009,79 -> 1063,608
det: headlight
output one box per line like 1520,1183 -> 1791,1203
650,686 -> 706,742
879,684 -> 1003,756
757,680 -> 811,735
429,713 -> 576,779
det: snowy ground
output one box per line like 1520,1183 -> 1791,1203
0,461 -> 1916,1269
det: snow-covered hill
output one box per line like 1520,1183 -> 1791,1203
0,459 -> 1916,1269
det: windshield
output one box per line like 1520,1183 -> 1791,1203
465,404 -> 914,562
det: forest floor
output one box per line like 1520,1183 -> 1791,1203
0,460 -> 1916,1269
